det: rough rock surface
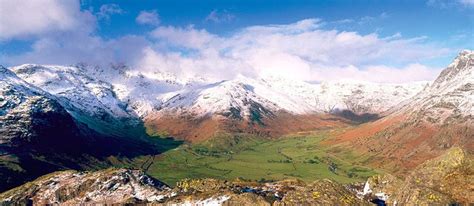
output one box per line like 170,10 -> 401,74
360,148 -> 473,205
0,169 -> 171,205
1,169 -> 368,205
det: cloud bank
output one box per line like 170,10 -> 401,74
0,0 -> 94,40
1,1 -> 451,83
141,19 -> 446,82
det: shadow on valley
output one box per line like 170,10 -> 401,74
332,109 -> 380,124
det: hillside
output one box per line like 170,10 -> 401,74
0,66 -> 175,192
327,50 -> 474,173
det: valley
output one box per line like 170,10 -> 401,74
127,130 -> 379,186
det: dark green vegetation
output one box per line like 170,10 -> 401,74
126,131 -> 379,186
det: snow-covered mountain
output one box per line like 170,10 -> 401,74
10,64 -> 133,118
79,63 -> 208,117
156,75 -> 428,120
332,50 -> 474,173
0,65 -> 171,192
0,65 -> 58,145
1,65 -> 99,191
399,50 -> 473,124
6,63 -> 429,141
9,64 -> 209,117
0,66 -> 49,117
8,63 -> 427,130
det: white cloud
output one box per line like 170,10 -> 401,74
136,10 -> 160,26
97,4 -> 124,21
459,0 -> 474,6
137,47 -> 250,80
331,12 -> 389,26
205,9 -> 235,23
137,19 -> 449,83
427,0 -> 474,8
150,25 -> 218,49
6,33 -> 149,66
332,19 -> 354,24
312,64 -> 441,83
0,0 -> 146,66
0,0 -> 95,40
2,7 -> 452,84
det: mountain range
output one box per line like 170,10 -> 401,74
7,62 -> 428,141
0,50 -> 472,204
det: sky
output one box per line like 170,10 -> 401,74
0,0 -> 473,83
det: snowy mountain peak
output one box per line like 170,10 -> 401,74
158,77 -> 293,119
432,50 -> 473,89
10,64 -> 134,118
459,49 -> 473,57
401,50 -> 473,123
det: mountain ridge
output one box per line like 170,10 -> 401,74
328,50 -> 474,173
5,63 -> 429,141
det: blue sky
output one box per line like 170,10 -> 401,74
83,0 -> 471,39
0,0 -> 472,82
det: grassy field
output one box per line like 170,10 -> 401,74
129,131 -> 379,186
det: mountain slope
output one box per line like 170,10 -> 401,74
1,65 -> 91,191
400,49 -> 474,123
146,76 -> 426,141
10,64 -> 141,137
328,50 -> 474,173
0,66 -> 168,192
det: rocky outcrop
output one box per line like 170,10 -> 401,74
359,148 -> 473,205
0,169 -> 171,205
0,169 -> 368,205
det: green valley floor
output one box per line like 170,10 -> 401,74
122,130 -> 379,186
